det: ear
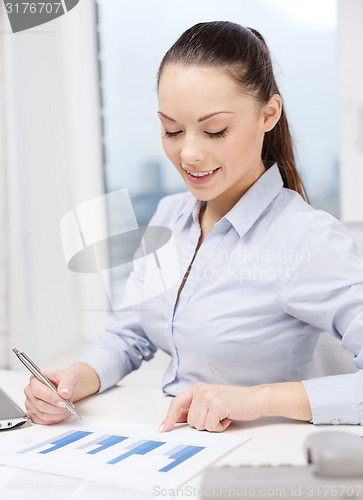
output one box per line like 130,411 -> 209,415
262,94 -> 282,132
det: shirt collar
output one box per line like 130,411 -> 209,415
174,192 -> 200,222
224,164 -> 284,238
176,164 -> 284,238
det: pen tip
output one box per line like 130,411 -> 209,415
12,348 -> 19,355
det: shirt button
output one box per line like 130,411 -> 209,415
330,418 -> 340,425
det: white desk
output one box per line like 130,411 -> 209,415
0,369 -> 362,499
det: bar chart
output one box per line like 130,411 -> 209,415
18,429 -> 205,472
0,418 -> 246,491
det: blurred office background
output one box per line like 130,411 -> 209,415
0,0 -> 362,369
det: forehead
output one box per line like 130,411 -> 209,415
158,64 -> 243,108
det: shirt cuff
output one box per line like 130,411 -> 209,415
302,374 -> 361,425
76,346 -> 125,394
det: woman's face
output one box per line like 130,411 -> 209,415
158,64 -> 280,206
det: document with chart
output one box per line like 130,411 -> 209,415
0,417 -> 248,491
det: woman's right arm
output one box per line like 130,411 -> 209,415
24,195 -> 177,425
24,362 -> 100,425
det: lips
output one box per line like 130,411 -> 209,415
183,166 -> 220,185
184,168 -> 217,177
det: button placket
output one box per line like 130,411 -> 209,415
173,224 -> 229,320
164,220 -> 201,387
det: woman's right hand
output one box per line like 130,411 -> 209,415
24,368 -> 80,425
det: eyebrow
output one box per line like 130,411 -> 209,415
157,111 -> 234,123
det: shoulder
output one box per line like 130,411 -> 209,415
270,188 -> 357,255
271,187 -> 340,231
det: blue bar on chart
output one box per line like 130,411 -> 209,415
159,445 -> 205,472
87,435 -> 128,454
39,431 -> 93,454
108,439 -> 165,465
77,434 -> 112,450
18,430 -> 90,455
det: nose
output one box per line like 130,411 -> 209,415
180,133 -> 206,165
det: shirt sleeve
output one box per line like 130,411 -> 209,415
76,308 -> 158,394
280,211 -> 363,425
75,197 -> 171,393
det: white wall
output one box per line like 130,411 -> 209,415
0,30 -> 9,367
0,1 -> 108,368
338,0 -> 363,221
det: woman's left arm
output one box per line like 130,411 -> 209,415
160,212 -> 363,432
159,381 -> 311,432
280,213 -> 363,426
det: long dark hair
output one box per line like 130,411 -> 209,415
157,21 -> 309,202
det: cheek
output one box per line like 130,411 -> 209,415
229,124 -> 262,157
162,139 -> 179,165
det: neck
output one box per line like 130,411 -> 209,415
202,161 -> 266,226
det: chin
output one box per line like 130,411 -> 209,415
187,186 -> 218,202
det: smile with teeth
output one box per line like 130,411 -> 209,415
185,167 -> 219,177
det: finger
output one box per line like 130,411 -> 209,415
187,396 -> 207,431
26,406 -> 70,425
204,408 -> 220,432
27,377 -> 66,408
217,417 -> 232,431
205,409 -> 232,432
25,392 -> 70,416
177,408 -> 189,423
56,370 -> 79,401
27,406 -> 70,424
45,370 -> 79,401
210,417 -> 232,433
24,391 -> 71,424
159,389 -> 193,432
24,385 -> 71,418
25,379 -> 74,420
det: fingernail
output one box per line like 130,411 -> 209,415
158,423 -> 165,433
57,401 -> 67,408
59,388 -> 70,396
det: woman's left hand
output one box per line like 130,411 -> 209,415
159,383 -> 264,433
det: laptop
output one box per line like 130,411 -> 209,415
0,387 -> 29,429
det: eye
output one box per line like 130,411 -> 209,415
163,130 -> 182,139
206,128 -> 228,139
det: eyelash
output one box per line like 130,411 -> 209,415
163,128 -> 228,139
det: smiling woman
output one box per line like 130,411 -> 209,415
23,21 -> 363,433
156,22 -> 306,242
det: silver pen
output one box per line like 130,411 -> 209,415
12,347 -> 81,419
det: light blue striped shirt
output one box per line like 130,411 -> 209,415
78,165 -> 363,425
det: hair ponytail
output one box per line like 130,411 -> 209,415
158,21 -> 309,202
247,27 -> 309,202
262,106 -> 309,201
